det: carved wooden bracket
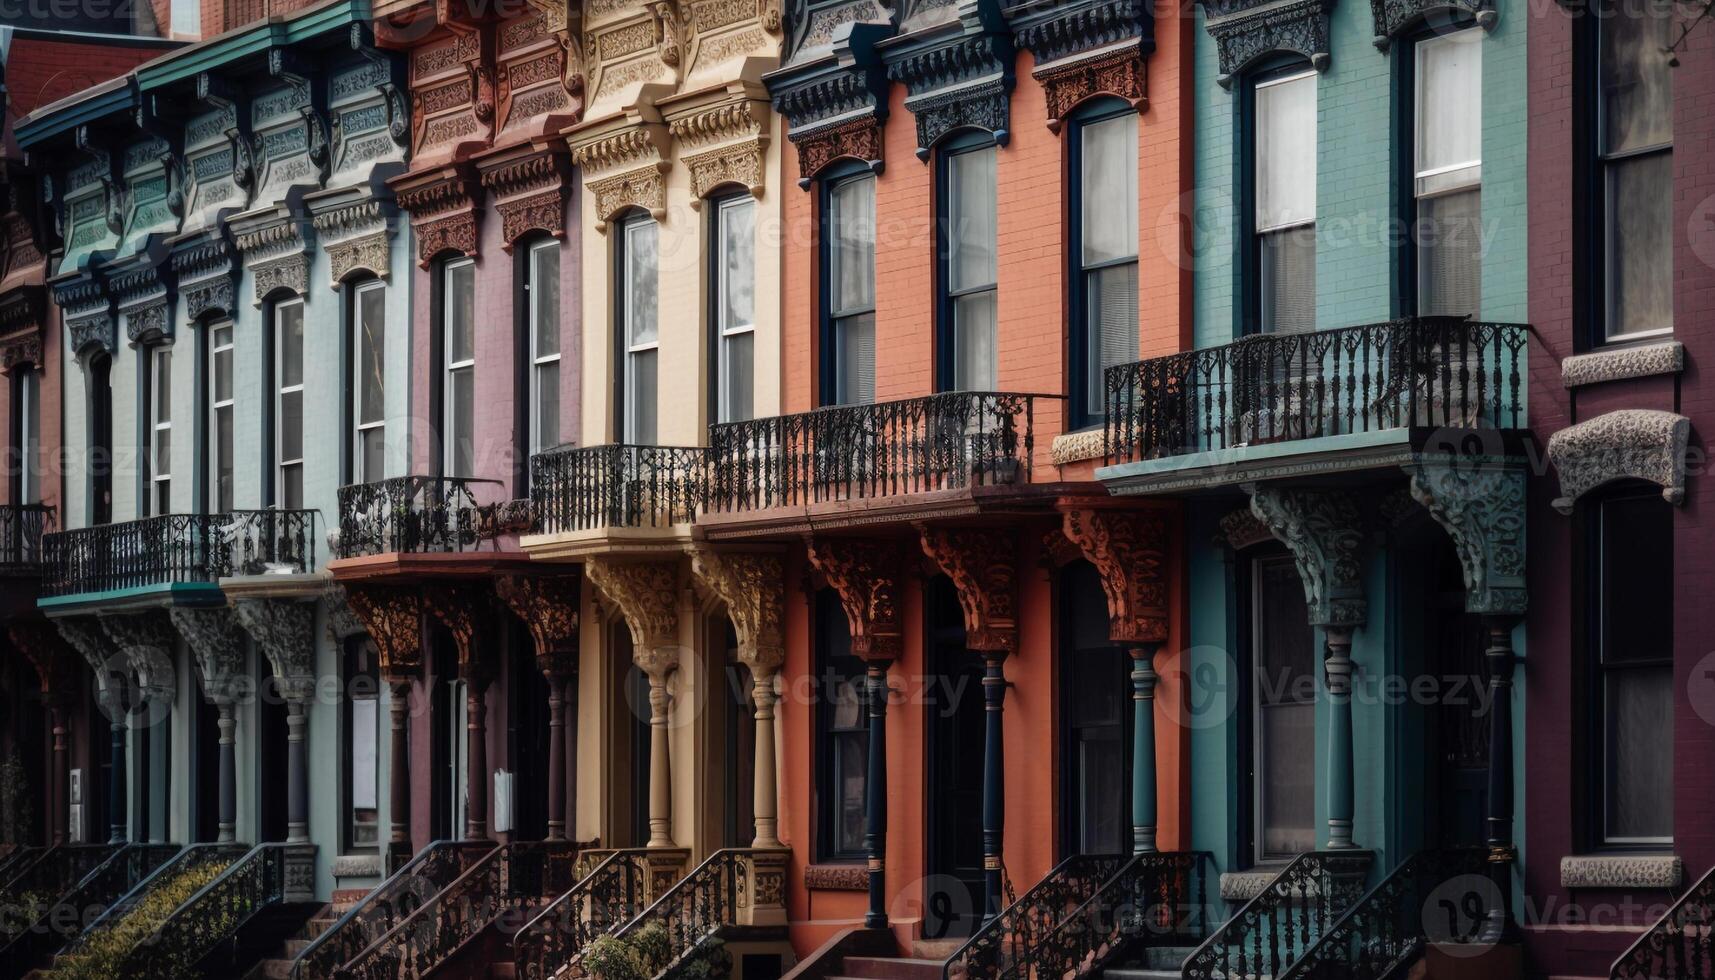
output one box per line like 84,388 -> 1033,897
168,607 -> 248,706
230,598 -> 318,702
98,612 -> 179,709
690,548 -> 786,673
494,572 -> 582,676
6,623 -> 79,703
586,557 -> 683,677
423,585 -> 497,687
917,527 -> 1018,654
1245,485 -> 1367,629
806,538 -> 904,663
1060,506 -> 1170,646
53,617 -> 124,707
1404,455 -> 1527,617
343,584 -> 425,677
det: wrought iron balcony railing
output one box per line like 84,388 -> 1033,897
0,504 -> 53,568
531,444 -> 707,534
706,392 -> 1049,513
334,476 -> 531,559
41,510 -> 318,598
1104,317 -> 1529,464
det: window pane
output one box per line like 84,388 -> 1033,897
1261,227 -> 1317,333
625,219 -> 659,347
720,329 -> 754,423
1602,0 -> 1674,155
1601,493 -> 1673,663
449,368 -> 474,476
359,285 -> 386,425
628,348 -> 657,445
836,731 -> 868,855
360,428 -> 384,485
446,263 -> 475,363
1607,152 -> 1674,338
1255,555 -> 1316,860
1078,734 -> 1125,854
950,146 -> 997,293
214,342 -> 232,405
351,693 -> 379,840
1419,188 -> 1483,317
280,389 -> 302,462
1082,113 -> 1139,266
535,360 -> 560,450
1256,73 -> 1317,232
533,243 -> 561,357
155,348 -> 172,423
1416,30 -> 1483,193
22,372 -> 39,504
282,464 -> 303,510
1087,263 -> 1140,417
831,176 -> 876,315
1606,666 -> 1673,840
215,406 -> 233,513
278,303 -> 303,387
835,313 -> 875,405
953,290 -> 997,391
1260,702 -> 1318,856
154,425 -> 171,478
722,198 -> 756,330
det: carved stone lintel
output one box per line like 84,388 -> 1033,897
1244,486 -> 1367,628
312,200 -> 393,287
1034,45 -> 1147,133
393,170 -> 482,267
690,549 -> 786,672
480,150 -> 573,248
1404,455 -> 1527,616
231,598 -> 317,702
169,607 -> 248,705
1369,0 -> 1496,49
1060,507 -> 1170,645
789,116 -> 885,188
1547,409 -> 1691,515
588,163 -> 669,231
494,573 -> 582,675
1200,0 -> 1333,89
902,76 -> 1012,161
917,528 -> 1019,654
805,539 -> 904,663
0,333 -> 43,374
342,584 -> 424,677
683,138 -> 768,205
585,558 -> 683,677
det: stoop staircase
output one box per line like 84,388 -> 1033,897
243,898 -> 357,979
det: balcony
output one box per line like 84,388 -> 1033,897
333,476 -> 531,560
0,504 -> 53,570
1100,317 -> 1530,493
40,510 -> 318,600
531,444 -> 706,534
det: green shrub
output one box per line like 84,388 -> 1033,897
46,858 -> 232,980
584,923 -> 731,980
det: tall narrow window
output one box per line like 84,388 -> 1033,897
1073,109 -> 1140,424
353,281 -> 386,484
1415,29 -> 1483,317
943,143 -> 998,391
1251,553 -> 1317,861
210,323 -> 234,513
827,174 -> 875,405
1255,70 -> 1317,334
815,589 -> 867,860
1598,0 -> 1674,340
527,241 -> 561,454
1593,488 -> 1673,844
715,196 -> 756,424
14,367 -> 40,504
620,215 -> 659,445
89,353 -> 112,526
344,638 -> 380,850
148,346 -> 172,515
442,260 -> 476,476
275,298 -> 305,510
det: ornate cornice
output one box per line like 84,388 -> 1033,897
105,252 -> 174,347
1198,0 -> 1333,89
391,167 -> 482,266
311,198 -> 393,287
1059,507 -> 1170,645
1404,455 -> 1526,616
52,271 -> 116,359
1012,0 -> 1152,66
789,114 -> 885,187
1034,44 -> 1147,133
478,148 -> 574,247
690,548 -> 787,672
1369,0 -> 1494,49
586,558 -> 684,677
407,27 -> 495,161
1245,485 -> 1367,629
342,584 -> 425,677
0,287 -> 45,349
770,14 -> 893,183
232,207 -> 314,305
253,52 -> 333,200
1547,409 -> 1691,516
169,606 -> 248,706
170,232 -> 239,323
231,598 -> 318,702
805,538 -> 904,663
0,331 -> 43,374
884,4 -> 1016,159
587,163 -> 671,230
918,527 -> 1019,653
494,573 -> 582,676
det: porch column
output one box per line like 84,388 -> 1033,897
494,574 -> 583,842
918,528 -> 1018,919
342,585 -> 426,871
1245,486 -> 1369,850
425,587 -> 496,841
230,598 -> 318,844
689,549 -> 788,849
108,713 -> 127,843
169,607 -> 246,843
1060,506 -> 1173,855
97,613 -> 179,845
9,625 -> 79,847
387,677 -> 413,857
1406,455 -> 1528,940
807,539 -> 905,931
465,679 -> 490,840
585,559 -> 687,850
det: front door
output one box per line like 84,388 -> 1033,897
924,576 -> 985,940
1427,541 -> 1489,847
1060,561 -> 1132,857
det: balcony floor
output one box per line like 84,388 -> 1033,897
38,580 -> 225,615
696,480 -> 1106,541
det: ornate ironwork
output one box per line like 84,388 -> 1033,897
1104,318 -> 1529,464
212,509 -> 319,577
1611,863 -> 1715,980
0,842 -> 176,969
1284,847 -> 1488,979
607,848 -> 789,974
291,839 -> 497,980
531,444 -> 707,533
999,851 -> 1211,980
0,847 -> 42,891
40,512 -> 314,597
336,839 -> 585,980
129,842 -> 307,979
0,504 -> 52,568
707,392 -> 1051,513
335,476 -> 510,558
513,849 -> 652,980
57,843 -> 248,961
1181,850 -> 1374,980
0,843 -> 119,933
943,852 -> 1129,980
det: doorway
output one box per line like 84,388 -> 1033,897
1059,561 -> 1132,857
923,576 -> 985,940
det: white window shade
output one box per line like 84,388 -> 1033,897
949,146 -> 997,293
1082,113 -> 1139,266
1416,30 -> 1483,196
1255,72 -> 1317,233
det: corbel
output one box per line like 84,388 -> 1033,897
198,71 -> 255,191
135,95 -> 187,219
269,49 -> 332,185
73,126 -> 124,237
350,23 -> 411,148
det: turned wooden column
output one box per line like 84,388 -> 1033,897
645,669 -> 673,848
48,703 -> 69,846
424,586 -> 495,842
388,677 -> 412,859
340,585 -> 426,872
465,676 -> 490,841
546,675 -> 569,841
286,697 -> 310,843
107,709 -> 126,845
1481,617 -> 1520,942
1323,628 -> 1356,850
751,666 -> 781,848
217,702 -> 236,842
1131,644 -> 1160,854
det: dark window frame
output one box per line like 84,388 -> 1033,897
934,129 -> 1000,393
818,162 -> 877,407
813,588 -> 868,863
1066,98 -> 1141,430
1055,558 -> 1135,859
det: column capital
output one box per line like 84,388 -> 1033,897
54,616 -> 125,708
230,598 -> 318,703
168,606 -> 248,706
1404,455 -> 1528,617
1059,506 -> 1171,646
494,572 -> 581,676
7,623 -> 80,704
342,584 -> 425,678
586,557 -> 683,677
1245,485 -> 1368,630
917,526 -> 1018,654
98,611 -> 179,710
806,538 -> 905,664
423,585 -> 497,688
689,548 -> 786,673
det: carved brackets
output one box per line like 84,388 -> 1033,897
805,538 -> 904,663
917,527 -> 1018,654
231,598 -> 317,702
392,169 -> 482,266
423,586 -> 496,686
1059,506 -> 1170,646
1404,455 -> 1526,616
586,558 -> 684,677
99,611 -> 179,710
55,617 -> 125,707
494,573 -> 582,676
1369,0 -> 1495,49
6,623 -> 79,702
169,606 -> 248,705
342,584 -> 425,677
690,549 -> 787,672
668,99 -> 771,206
53,273 -> 115,360
1199,0 -> 1333,89
886,25 -> 1016,159
323,581 -> 369,647
1245,485 -> 1367,629
1548,409 -> 1691,516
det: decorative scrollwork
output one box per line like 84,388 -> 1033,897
1182,850 -> 1373,980
1059,506 -> 1170,646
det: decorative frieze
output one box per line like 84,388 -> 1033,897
252,51 -> 333,201
884,4 -> 1016,159
0,331 -> 43,373
1369,0 -> 1494,49
1245,485 -> 1367,628
1215,506 -> 1274,551
1547,409 -> 1692,515
587,164 -> 670,230
1404,455 -> 1527,616
1560,854 -> 1682,891
805,538 -> 904,662
585,558 -> 684,677
918,528 -> 1019,653
771,12 -> 893,184
1059,506 -> 1170,645
789,115 -> 885,187
105,253 -> 174,346
1199,0 -> 1333,89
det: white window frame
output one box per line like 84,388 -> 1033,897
149,345 -> 172,516
945,142 -> 999,393
274,298 -> 305,510
716,195 -> 756,424
442,259 -> 476,477
16,367 -> 38,505
527,240 -> 561,454
827,173 -> 876,406
621,215 -> 658,445
1413,28 -> 1484,317
352,280 -> 387,484
210,322 -> 234,513
1254,68 -> 1318,335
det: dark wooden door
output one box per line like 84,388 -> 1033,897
924,576 -> 985,940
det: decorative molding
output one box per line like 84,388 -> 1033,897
806,538 -> 904,662
917,528 -> 1018,653
683,138 -> 769,203
1034,44 -> 1147,133
53,273 -> 116,358
232,209 -> 314,305
1404,455 -> 1527,616
1548,410 -> 1691,515
169,607 -> 248,705
171,234 -> 239,323
1561,340 -> 1685,389
231,598 -> 318,702
586,558 -> 684,677
342,584 -> 425,676
1012,0 -> 1152,66
99,612 -> 179,709
1245,486 -> 1366,628
494,573 -> 582,675
393,170 -> 483,266
311,199 -> 392,287
1369,0 -> 1495,48
1059,507 -> 1170,645
1215,506 -> 1275,550
1050,428 -> 1106,465
323,582 -> 369,647
788,115 -> 886,187
54,617 -> 122,704
1560,854 -> 1682,890
0,288 -> 46,350
479,150 -> 573,247
568,125 -> 672,176
423,586 -> 497,685
333,853 -> 385,878
0,332 -> 43,373
803,863 -> 869,890
888,39 -> 1015,160
1220,870 -> 1277,902
587,163 -> 670,230
1198,0 -> 1333,89
691,549 -> 788,671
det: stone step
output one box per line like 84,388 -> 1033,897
840,956 -> 947,980
910,938 -> 963,960
490,961 -> 517,979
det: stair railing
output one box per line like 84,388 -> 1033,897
290,839 -> 497,980
0,847 -> 41,888
1283,847 -> 1488,980
1612,863 -> 1715,980
513,848 -> 652,980
0,842 -> 177,972
128,841 -> 315,979
606,847 -> 790,977
943,852 -> 1129,980
1180,850 -> 1374,980
0,843 -> 119,934
57,842 -> 247,959
998,851 -> 1212,980
335,839 -> 585,980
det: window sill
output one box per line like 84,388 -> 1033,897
1051,428 -> 1107,465
1219,869 -> 1282,902
1561,339 -> 1683,389
1559,853 -> 1681,890
333,852 -> 384,879
804,863 -> 869,891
